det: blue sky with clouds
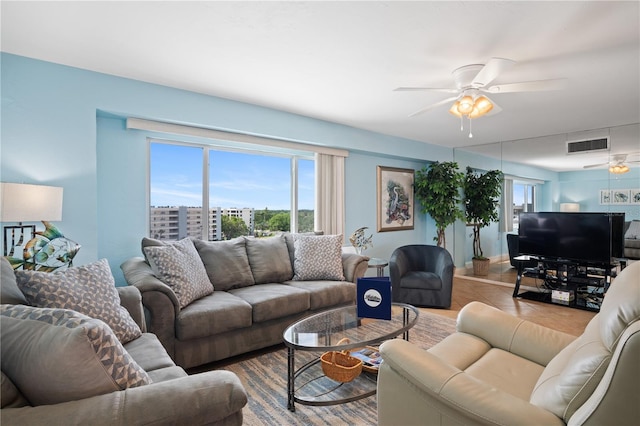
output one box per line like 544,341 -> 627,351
150,143 -> 314,210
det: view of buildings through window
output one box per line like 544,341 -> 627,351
149,141 -> 314,241
513,182 -> 536,229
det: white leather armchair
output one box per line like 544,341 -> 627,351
378,260 -> 640,426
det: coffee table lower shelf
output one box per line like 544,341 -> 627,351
289,354 -> 378,410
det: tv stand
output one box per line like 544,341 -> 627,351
512,256 -> 622,312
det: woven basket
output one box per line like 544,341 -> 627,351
320,338 -> 363,383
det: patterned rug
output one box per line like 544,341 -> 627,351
216,310 -> 457,425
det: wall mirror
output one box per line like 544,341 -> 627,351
454,123 -> 640,286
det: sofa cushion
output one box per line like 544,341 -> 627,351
1,371 -> 29,409
0,305 -> 151,406
192,237 -> 255,291
285,280 -> 355,310
625,238 -> 640,248
0,257 -> 28,305
624,220 -> 640,239
15,258 -> 142,344
229,284 -> 310,323
245,234 -> 293,284
123,332 -> 177,373
292,234 -> 345,281
399,271 -> 442,290
529,317 -> 610,421
465,348 -> 544,401
176,291 -> 253,340
144,238 -> 213,308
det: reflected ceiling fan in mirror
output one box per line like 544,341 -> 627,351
395,57 -> 567,138
583,153 -> 640,174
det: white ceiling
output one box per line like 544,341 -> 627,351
2,1 -> 639,172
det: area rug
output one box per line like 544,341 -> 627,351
218,310 -> 457,426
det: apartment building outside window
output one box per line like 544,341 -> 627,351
149,140 -> 314,241
513,182 -> 536,230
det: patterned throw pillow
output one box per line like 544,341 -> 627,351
15,258 -> 142,344
0,304 -> 151,406
144,238 -> 213,308
293,234 -> 345,281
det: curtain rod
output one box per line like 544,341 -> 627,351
126,118 -> 349,158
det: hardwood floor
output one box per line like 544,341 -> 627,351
422,262 -> 596,336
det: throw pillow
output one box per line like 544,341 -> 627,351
143,237 -> 213,308
625,220 -> 640,239
0,304 -> 151,406
15,258 -> 142,344
245,234 -> 294,284
141,236 -> 167,263
293,234 -> 345,281
192,237 -> 255,291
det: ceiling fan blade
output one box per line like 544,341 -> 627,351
408,96 -> 459,117
485,78 -> 568,93
394,87 -> 459,94
486,97 -> 502,116
471,57 -> 516,87
583,162 -> 610,169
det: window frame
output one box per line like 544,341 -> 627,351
148,137 -> 314,240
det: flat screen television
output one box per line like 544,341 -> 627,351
518,212 -> 625,265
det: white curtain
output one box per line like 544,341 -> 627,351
501,178 -> 514,232
315,153 -> 345,236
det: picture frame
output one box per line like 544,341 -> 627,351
600,188 -> 639,205
612,189 -> 630,204
377,166 -> 414,232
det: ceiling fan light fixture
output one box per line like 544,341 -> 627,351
467,96 -> 494,119
457,95 -> 474,114
609,164 -> 630,174
448,101 -> 463,117
475,96 -> 493,114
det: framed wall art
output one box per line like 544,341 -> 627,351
377,166 -> 414,232
600,188 -> 640,205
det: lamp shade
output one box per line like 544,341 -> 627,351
0,183 -> 63,222
560,202 -> 580,212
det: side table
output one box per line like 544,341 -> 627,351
367,257 -> 388,277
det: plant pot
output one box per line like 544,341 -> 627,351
472,257 -> 490,276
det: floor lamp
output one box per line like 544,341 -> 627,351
0,182 -> 64,257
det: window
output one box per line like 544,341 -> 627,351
513,182 -> 536,230
149,140 -> 314,241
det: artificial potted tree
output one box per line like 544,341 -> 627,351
463,166 -> 503,276
414,161 -> 465,248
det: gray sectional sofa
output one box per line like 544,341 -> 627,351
121,233 -> 369,369
0,257 -> 247,426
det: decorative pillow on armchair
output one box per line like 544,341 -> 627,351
15,258 -> 142,344
143,237 -> 213,308
293,234 -> 345,281
0,305 -> 151,406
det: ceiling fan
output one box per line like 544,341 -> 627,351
583,153 -> 640,174
394,57 -> 566,137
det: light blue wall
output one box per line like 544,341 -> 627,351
2,53 -> 455,284
6,53 -> 630,285
558,168 -> 640,220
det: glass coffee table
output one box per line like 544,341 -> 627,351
283,303 -> 419,411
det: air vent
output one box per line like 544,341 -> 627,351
567,138 -> 609,154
